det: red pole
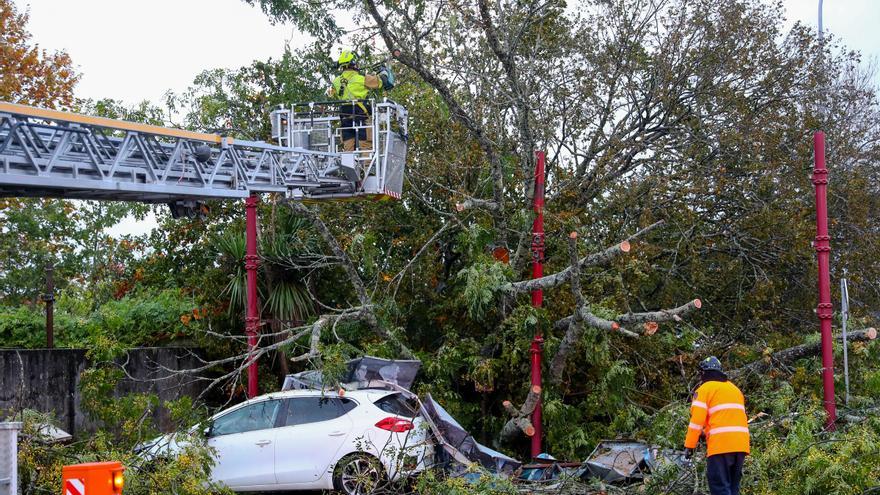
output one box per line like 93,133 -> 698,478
813,131 -> 837,429
44,263 -> 54,348
530,150 -> 546,458
245,194 -> 261,398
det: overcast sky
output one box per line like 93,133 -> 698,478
13,0 -> 879,107
10,0 -> 880,236
14,0 -> 303,106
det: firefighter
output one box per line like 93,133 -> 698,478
684,356 -> 750,495
328,50 -> 392,152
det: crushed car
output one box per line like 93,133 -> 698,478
137,357 -> 432,494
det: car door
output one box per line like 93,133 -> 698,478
208,398 -> 282,489
274,396 -> 357,485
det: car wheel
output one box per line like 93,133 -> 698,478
333,453 -> 385,495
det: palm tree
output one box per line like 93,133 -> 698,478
216,201 -> 316,382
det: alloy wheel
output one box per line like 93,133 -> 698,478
339,456 -> 381,495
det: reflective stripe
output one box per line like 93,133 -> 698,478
692,401 -> 707,409
688,422 -> 703,430
709,426 -> 750,435
708,403 -> 745,414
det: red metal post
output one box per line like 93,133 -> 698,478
530,150 -> 546,457
245,195 -> 261,398
813,131 -> 837,429
43,263 -> 54,348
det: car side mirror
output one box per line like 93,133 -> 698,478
203,424 -> 213,438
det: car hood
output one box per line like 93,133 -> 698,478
134,430 -> 195,460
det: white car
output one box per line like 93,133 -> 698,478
139,388 -> 433,494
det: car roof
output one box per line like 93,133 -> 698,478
209,388 -> 402,419
247,387 -> 396,404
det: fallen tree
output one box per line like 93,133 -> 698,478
500,230 -> 701,440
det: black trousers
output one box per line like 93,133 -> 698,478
339,104 -> 370,141
706,452 -> 746,495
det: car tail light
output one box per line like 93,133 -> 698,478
375,417 -> 414,432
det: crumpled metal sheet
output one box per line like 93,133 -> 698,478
420,394 -> 521,475
282,355 -> 421,391
581,440 -> 691,483
583,440 -> 651,482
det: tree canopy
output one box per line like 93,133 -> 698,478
4,0 -> 880,492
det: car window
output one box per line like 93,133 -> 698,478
210,400 -> 281,436
283,397 -> 357,426
373,393 -> 419,418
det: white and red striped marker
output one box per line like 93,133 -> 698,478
65,478 -> 86,495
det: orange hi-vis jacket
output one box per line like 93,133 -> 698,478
685,379 -> 751,457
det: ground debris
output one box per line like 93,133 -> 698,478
512,441 -> 698,494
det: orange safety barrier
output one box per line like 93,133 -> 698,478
62,461 -> 125,495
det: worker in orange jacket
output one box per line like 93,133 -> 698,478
684,356 -> 750,495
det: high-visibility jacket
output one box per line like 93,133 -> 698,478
330,70 -> 383,101
685,379 -> 750,456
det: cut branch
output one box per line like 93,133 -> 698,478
549,232 -> 587,383
503,221 -> 663,294
499,385 -> 541,442
730,328 -> 877,378
616,299 -> 703,325
553,299 -> 700,337
455,198 -> 500,212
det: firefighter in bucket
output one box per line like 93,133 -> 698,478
328,50 -> 394,153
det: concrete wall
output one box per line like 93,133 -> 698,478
0,348 -> 202,436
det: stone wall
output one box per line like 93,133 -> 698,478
0,348 -> 202,436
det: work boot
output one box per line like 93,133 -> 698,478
343,138 -> 356,152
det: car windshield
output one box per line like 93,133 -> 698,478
373,393 -> 419,418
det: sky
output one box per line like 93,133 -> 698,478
10,0 -> 880,236
15,0 -> 304,107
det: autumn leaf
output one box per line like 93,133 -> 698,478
0,0 -> 79,109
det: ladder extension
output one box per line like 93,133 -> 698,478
0,100 -> 407,203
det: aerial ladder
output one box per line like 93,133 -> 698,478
0,99 -> 409,396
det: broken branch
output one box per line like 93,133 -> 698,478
730,328 -> 877,378
286,200 -> 414,359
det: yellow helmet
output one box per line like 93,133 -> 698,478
338,49 -> 356,67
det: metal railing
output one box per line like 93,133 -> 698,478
271,99 -> 408,199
